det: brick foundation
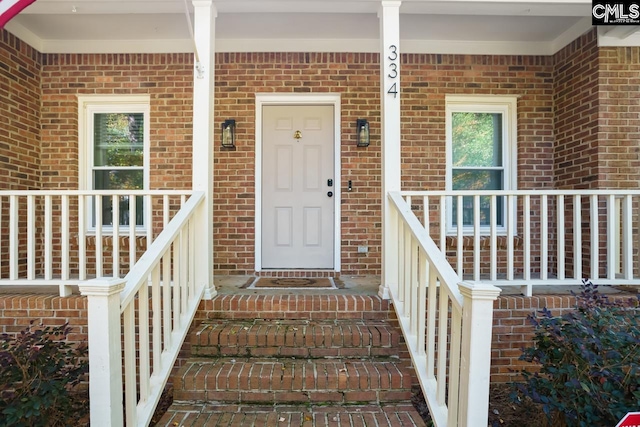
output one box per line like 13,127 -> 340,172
3,290 -> 634,385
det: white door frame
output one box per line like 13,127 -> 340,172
255,93 -> 341,272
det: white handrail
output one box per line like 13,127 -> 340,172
401,189 -> 640,296
0,190 -> 193,296
80,191 -> 205,427
388,191 -> 500,427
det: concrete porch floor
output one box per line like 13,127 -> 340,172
213,274 -> 634,297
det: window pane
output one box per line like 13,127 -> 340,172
452,169 -> 504,227
94,113 -> 144,167
93,169 -> 144,227
94,195 -> 144,227
452,169 -> 502,191
452,112 -> 502,167
94,169 -> 143,191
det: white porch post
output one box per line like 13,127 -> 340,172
457,282 -> 501,426
79,278 -> 126,427
192,0 -> 217,299
379,1 -> 402,299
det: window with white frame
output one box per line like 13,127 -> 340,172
78,96 -> 150,230
445,95 -> 517,233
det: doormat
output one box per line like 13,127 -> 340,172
250,277 -> 336,289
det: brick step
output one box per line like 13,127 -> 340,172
156,403 -> 426,427
191,319 -> 400,359
173,359 -> 413,404
198,294 -> 392,321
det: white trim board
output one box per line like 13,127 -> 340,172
254,93 -> 342,273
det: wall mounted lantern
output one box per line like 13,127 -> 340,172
221,119 -> 236,148
356,119 -> 370,147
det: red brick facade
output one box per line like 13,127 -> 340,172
1,28 -> 639,277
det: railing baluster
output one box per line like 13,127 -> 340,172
146,194 -> 153,246
403,222 -> 412,310
152,264 -> 162,373
78,195 -> 86,281
27,195 -> 35,280
522,195 -> 531,296
426,265 -> 437,379
417,249 -> 427,355
173,241 -> 181,329
447,307 -> 462,427
490,195 -> 497,282
473,195 -> 480,281
61,195 -> 70,280
541,194 -> 548,281
557,195 -> 565,280
112,195 -> 120,278
123,304 -> 137,427
44,195 -> 52,280
590,195 -> 600,280
180,229 -> 188,315
138,281 -> 150,404
409,237 -> 417,323
607,194 -> 616,280
96,196 -> 104,278
129,194 -> 137,267
440,195 -> 446,253
162,251 -> 172,349
436,284 -> 448,405
189,215 -> 196,297
456,195 -> 463,277
623,194 -> 633,279
507,195 -> 514,281
423,196 -> 429,229
573,195 -> 582,280
398,216 -> 405,302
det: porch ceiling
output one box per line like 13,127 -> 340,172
4,0 -> 639,55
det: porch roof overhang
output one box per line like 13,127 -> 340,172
4,0 -> 638,56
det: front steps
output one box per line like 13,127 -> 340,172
157,295 -> 426,427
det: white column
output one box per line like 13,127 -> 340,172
457,282 -> 501,427
79,278 -> 126,427
379,1 -> 402,299
192,0 -> 217,299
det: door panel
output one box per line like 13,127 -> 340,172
262,105 -> 334,269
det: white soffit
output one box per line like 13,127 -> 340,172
4,0 -> 599,55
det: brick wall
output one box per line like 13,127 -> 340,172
0,30 -> 43,277
3,29 -> 638,277
0,30 -> 42,190
213,53 -> 556,275
40,53 -> 194,191
553,30 -> 600,189
598,46 -> 640,189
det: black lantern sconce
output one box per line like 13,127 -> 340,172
356,119 -> 370,147
221,119 -> 236,148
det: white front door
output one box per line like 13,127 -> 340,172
261,105 -> 335,269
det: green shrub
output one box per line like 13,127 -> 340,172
0,322 -> 88,427
512,280 -> 640,427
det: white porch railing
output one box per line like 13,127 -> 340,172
389,191 -> 500,427
401,190 -> 640,296
80,191 -> 205,427
0,190 -> 192,296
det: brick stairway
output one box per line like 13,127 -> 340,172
157,294 -> 426,426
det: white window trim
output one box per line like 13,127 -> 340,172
78,95 -> 151,234
445,95 -> 518,235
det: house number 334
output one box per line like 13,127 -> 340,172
387,45 -> 398,98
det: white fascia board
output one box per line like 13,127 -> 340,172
550,17 -> 594,54
219,38 -> 555,55
40,39 -> 195,54
31,37 -> 569,55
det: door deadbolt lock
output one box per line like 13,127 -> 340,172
327,191 -> 333,197
327,179 -> 333,187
